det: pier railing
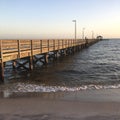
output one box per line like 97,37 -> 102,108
0,39 -> 87,62
0,38 -> 99,81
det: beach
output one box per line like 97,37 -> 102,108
1,39 -> 120,119
0,89 -> 120,120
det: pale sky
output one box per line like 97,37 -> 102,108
0,0 -> 120,39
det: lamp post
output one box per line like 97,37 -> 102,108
92,31 -> 94,39
72,20 -> 77,41
82,28 -> 85,40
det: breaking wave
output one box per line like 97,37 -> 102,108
3,83 -> 120,93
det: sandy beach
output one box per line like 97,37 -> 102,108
0,89 -> 120,120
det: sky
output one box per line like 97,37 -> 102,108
0,0 -> 120,39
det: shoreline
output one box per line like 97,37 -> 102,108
1,88 -> 120,102
1,89 -> 120,119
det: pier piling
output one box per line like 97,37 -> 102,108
0,61 -> 4,82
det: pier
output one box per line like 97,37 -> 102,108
0,38 -> 100,82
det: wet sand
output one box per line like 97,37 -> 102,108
0,89 -> 120,120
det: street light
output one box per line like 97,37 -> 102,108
92,31 -> 94,39
82,28 -> 85,40
72,20 -> 77,41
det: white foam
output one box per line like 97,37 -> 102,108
8,83 -> 120,93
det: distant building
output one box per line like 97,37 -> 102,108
96,36 -> 103,40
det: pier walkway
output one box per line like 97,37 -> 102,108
0,39 -> 100,82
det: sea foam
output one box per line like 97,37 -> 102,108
6,83 -> 120,93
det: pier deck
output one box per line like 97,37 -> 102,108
0,39 -> 99,82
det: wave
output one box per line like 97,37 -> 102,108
3,83 -> 120,93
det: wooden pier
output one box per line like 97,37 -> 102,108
0,39 -> 100,82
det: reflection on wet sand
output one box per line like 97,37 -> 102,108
0,90 -> 68,99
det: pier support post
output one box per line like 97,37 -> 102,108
73,46 -> 76,53
63,49 -> 67,56
44,53 -> 49,64
54,51 -> 58,60
0,40 -> 4,82
29,56 -> 34,70
12,60 -> 16,69
0,61 -> 4,83
50,51 -> 58,60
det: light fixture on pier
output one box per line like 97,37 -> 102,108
82,28 -> 85,40
72,20 -> 77,41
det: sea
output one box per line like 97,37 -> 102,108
1,39 -> 120,94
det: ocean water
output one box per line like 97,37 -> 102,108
1,39 -> 120,93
